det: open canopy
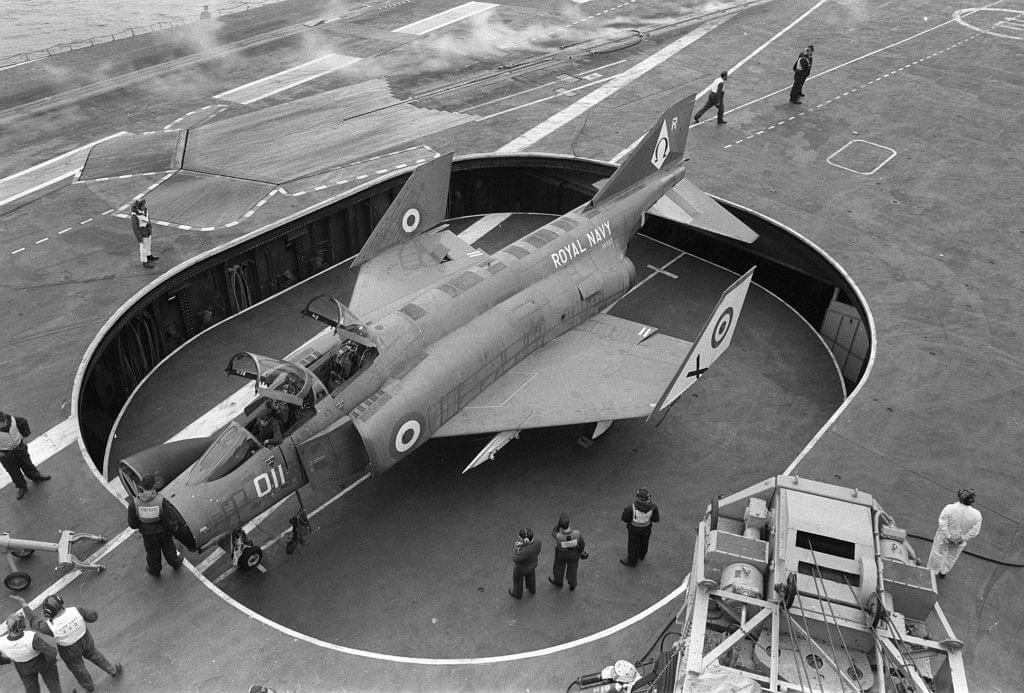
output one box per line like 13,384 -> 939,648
301,295 -> 375,347
226,352 -> 325,405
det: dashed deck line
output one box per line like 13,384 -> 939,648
720,34 -> 980,151
565,0 -> 639,27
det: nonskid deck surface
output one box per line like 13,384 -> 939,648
2,0 -> 1023,689
109,215 -> 843,658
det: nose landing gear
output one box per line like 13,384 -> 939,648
230,529 -> 263,570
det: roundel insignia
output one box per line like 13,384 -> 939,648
710,307 -> 734,348
392,415 -> 425,456
402,208 -> 421,233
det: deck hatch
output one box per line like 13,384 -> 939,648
796,530 -> 855,559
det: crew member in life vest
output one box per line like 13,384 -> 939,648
127,473 -> 185,576
0,611 -> 61,693
130,198 -> 159,269
10,595 -> 122,692
548,513 -> 588,591
0,410 -> 51,501
508,528 -> 542,600
620,488 -> 660,567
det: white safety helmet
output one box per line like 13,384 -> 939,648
601,659 -> 639,684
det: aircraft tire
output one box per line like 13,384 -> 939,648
4,571 -> 31,591
238,546 -> 263,570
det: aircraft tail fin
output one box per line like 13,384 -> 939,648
591,94 -> 696,207
647,268 -> 755,424
353,153 -> 453,267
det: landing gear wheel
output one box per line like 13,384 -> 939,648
4,571 -> 31,591
10,548 -> 34,558
238,546 -> 263,570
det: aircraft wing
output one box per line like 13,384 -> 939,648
432,314 -> 690,436
349,228 -> 488,320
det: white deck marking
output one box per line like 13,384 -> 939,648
214,54 -> 361,105
0,132 -> 126,208
456,213 -> 511,244
498,16 -> 729,152
393,2 -> 497,35
645,264 -> 679,279
826,140 -> 897,175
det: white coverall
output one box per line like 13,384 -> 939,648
927,501 -> 982,575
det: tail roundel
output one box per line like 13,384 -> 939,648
647,268 -> 755,423
590,94 -> 696,207
353,152 -> 453,267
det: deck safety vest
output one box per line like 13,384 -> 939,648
0,631 -> 40,662
631,504 -> 654,528
135,494 -> 163,523
49,607 -> 87,646
556,530 -> 580,550
0,417 -> 24,452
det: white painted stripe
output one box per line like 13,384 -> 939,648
214,54 -> 361,105
393,2 -> 497,35
0,132 -> 125,185
0,417 -> 81,490
0,169 -> 79,208
457,213 -> 511,244
499,17 -> 728,153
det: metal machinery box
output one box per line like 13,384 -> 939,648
881,558 -> 936,622
704,530 -> 769,582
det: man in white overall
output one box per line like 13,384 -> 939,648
130,198 -> 159,268
927,489 -> 982,578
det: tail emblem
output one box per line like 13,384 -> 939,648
651,120 -> 671,170
402,208 -> 421,233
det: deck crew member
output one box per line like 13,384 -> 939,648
694,71 -> 728,124
0,611 -> 62,693
928,489 -> 982,578
509,528 -> 542,599
127,474 -> 185,576
549,514 -> 587,591
620,488 -> 660,567
10,595 -> 122,692
0,410 -> 51,501
130,198 -> 158,269
790,46 -> 813,104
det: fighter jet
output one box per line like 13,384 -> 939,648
119,94 -> 759,568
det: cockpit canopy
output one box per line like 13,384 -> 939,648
226,352 -> 327,406
301,295 -> 375,348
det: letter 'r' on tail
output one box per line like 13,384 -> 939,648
590,93 -> 696,207
353,152 -> 453,267
647,267 -> 755,423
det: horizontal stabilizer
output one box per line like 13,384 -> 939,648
648,178 -> 758,244
648,268 -> 755,422
353,153 -> 452,267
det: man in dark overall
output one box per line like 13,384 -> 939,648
127,474 -> 185,576
620,488 -> 660,567
548,513 -> 587,591
790,45 -> 813,104
0,411 -> 51,500
0,611 -> 61,693
508,528 -> 542,599
11,595 -> 122,692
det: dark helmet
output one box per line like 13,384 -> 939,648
43,595 -> 65,618
518,528 -> 533,541
957,489 -> 976,505
636,487 -> 652,502
6,612 -> 26,634
557,513 -> 570,530
140,474 -> 156,490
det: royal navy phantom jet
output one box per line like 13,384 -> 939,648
119,94 -> 759,568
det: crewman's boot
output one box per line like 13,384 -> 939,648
142,262 -> 154,268
31,475 -> 51,482
147,255 -> 159,261
16,487 -> 28,500
111,663 -> 123,677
